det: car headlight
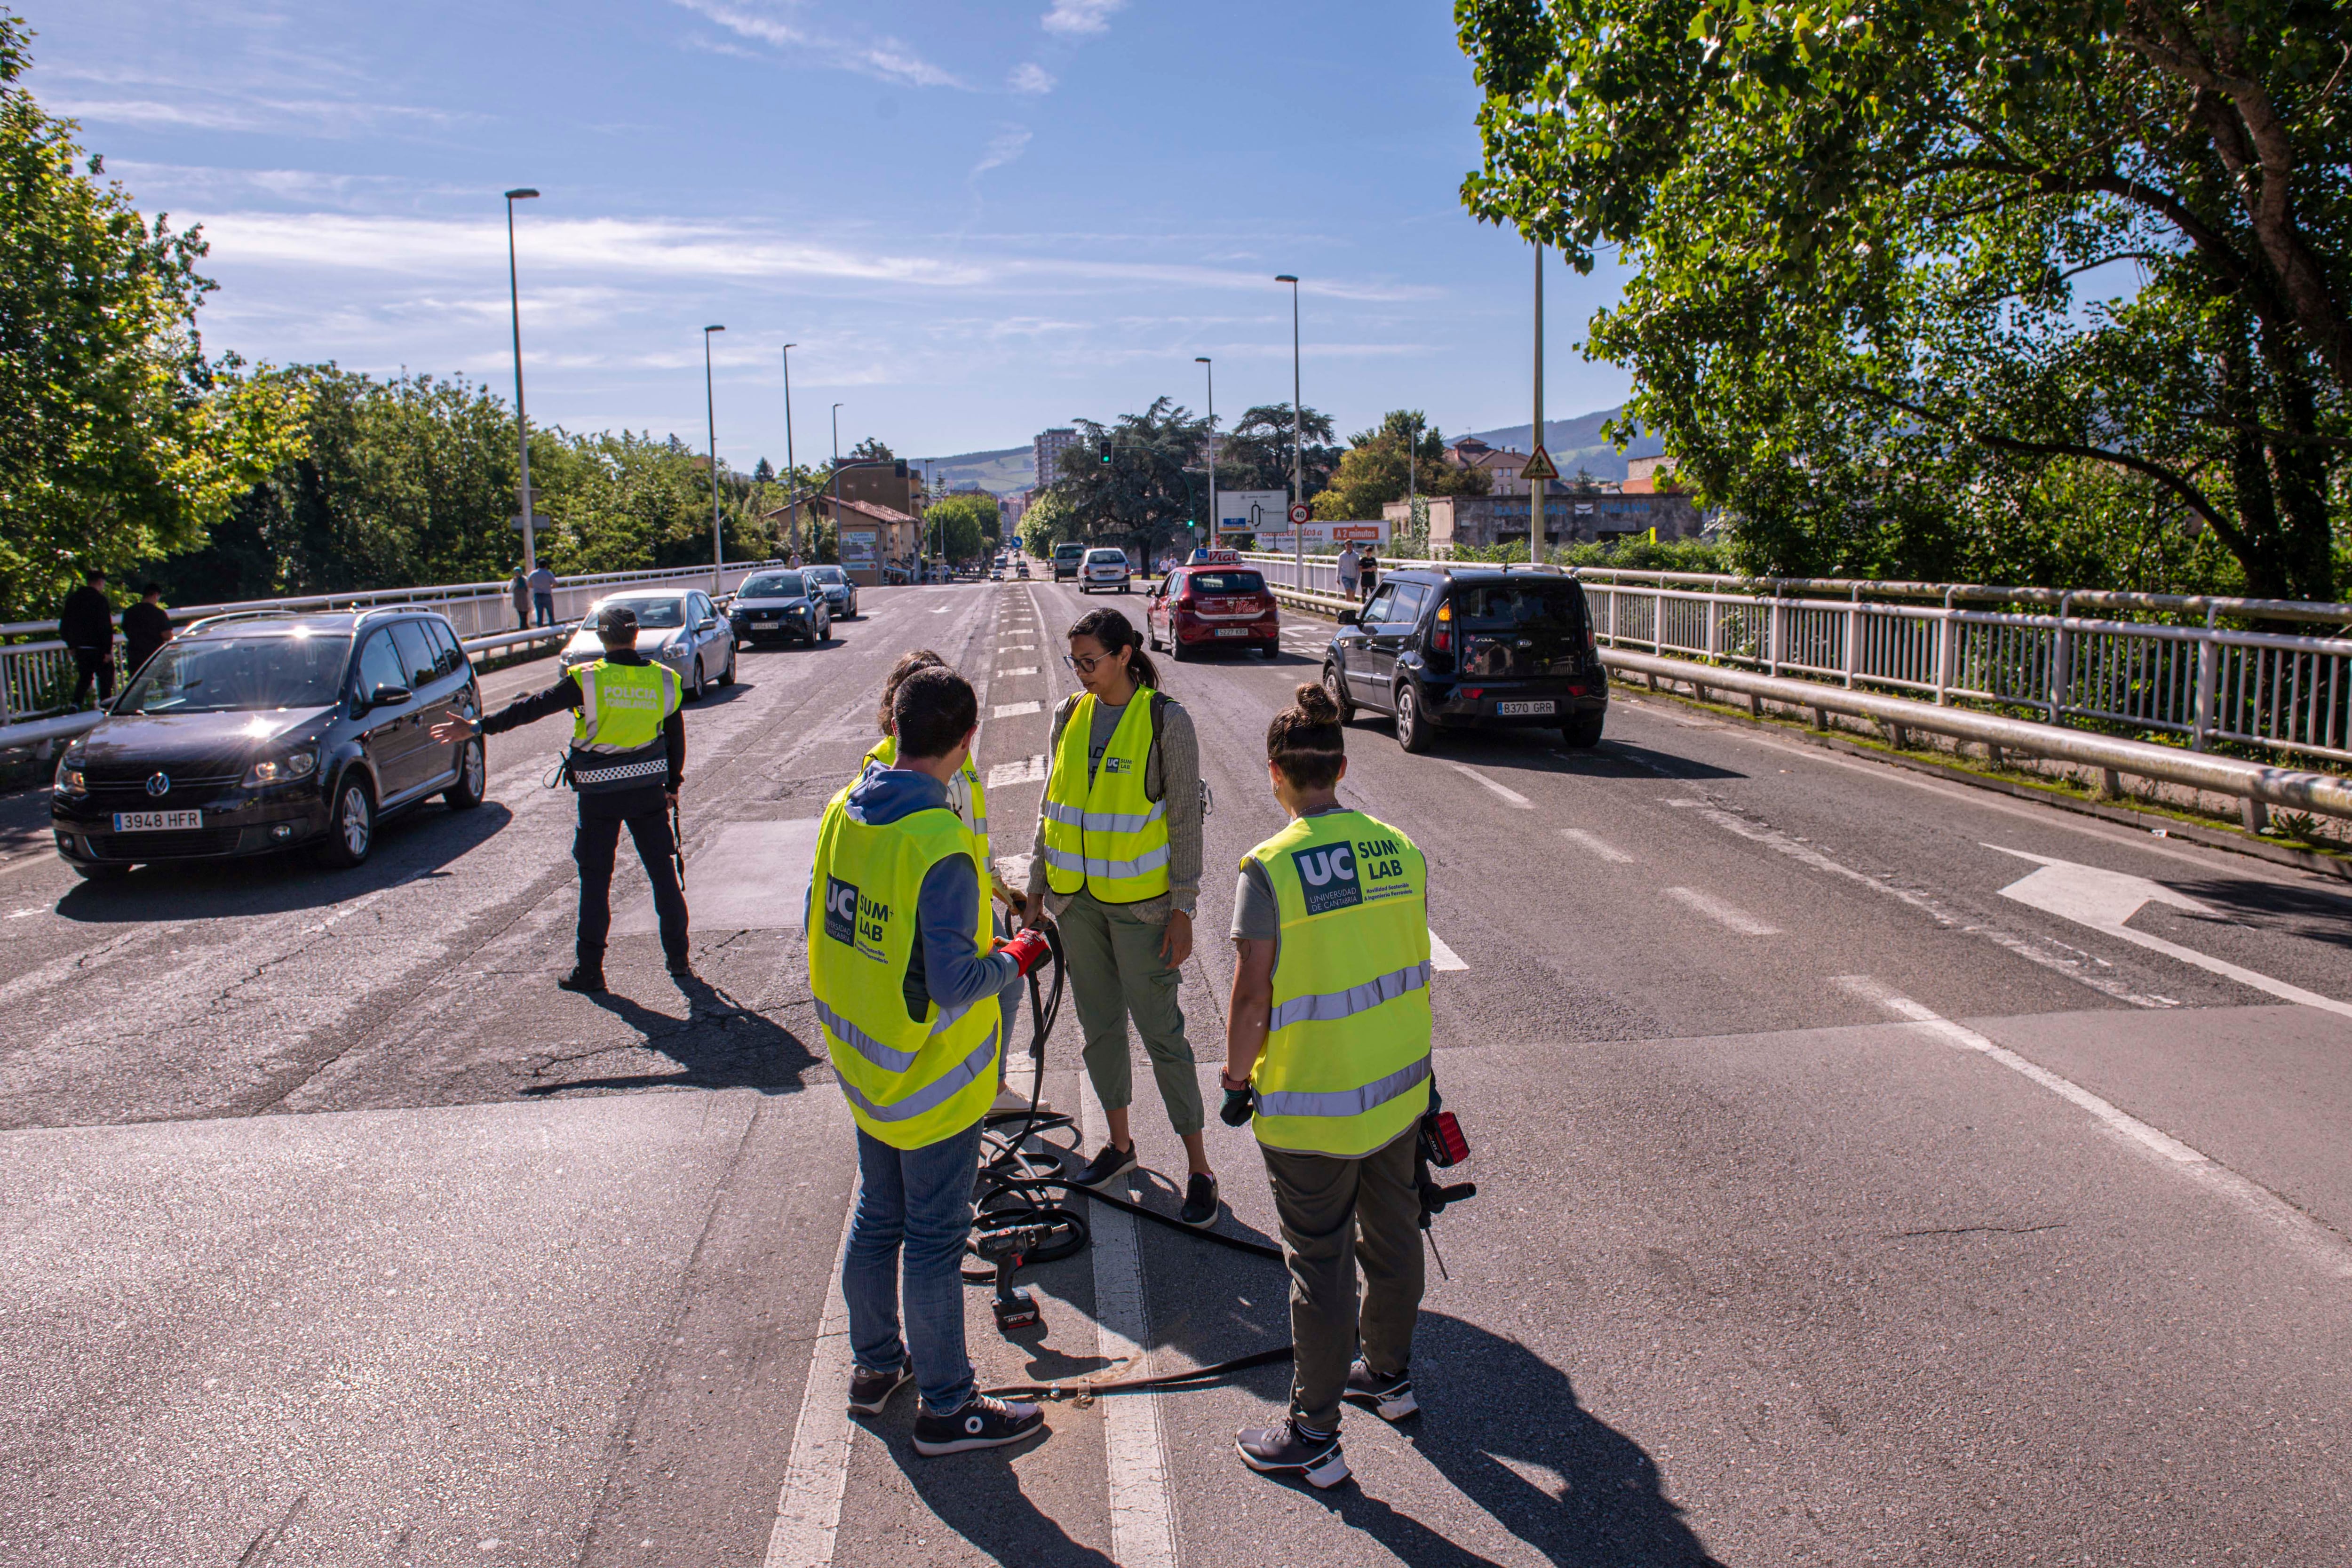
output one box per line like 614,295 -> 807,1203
243,750 -> 319,788
54,757 -> 86,795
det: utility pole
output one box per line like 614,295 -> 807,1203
503,188 -> 540,576
781,342 -> 798,555
1195,356 -> 1215,560
1275,274 -> 1303,589
704,324 -> 726,589
1408,411 -> 1418,557
1530,244 -> 1546,568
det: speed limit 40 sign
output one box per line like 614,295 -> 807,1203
1287,502 -> 1311,525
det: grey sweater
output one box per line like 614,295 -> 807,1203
1024,691 -> 1203,921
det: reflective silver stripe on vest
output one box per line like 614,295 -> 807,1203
816,998 -> 919,1072
571,755 -> 669,787
835,1026 -> 999,1123
1041,798 -> 1167,834
1266,959 -> 1433,1033
1041,843 -> 1171,881
1255,1054 -> 1430,1120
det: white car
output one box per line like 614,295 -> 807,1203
559,589 -> 736,700
1079,547 -> 1132,594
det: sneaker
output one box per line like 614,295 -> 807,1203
1073,1142 -> 1137,1189
557,966 -> 606,994
912,1393 -> 1045,1456
1343,1359 -> 1417,1422
1179,1172 -> 1220,1228
1235,1418 -> 1350,1488
666,955 -> 696,979
847,1361 -> 912,1416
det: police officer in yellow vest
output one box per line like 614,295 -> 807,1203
433,603 -> 690,994
1221,682 -> 1432,1489
810,666 -> 1056,1455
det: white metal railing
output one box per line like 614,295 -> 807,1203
0,559 -> 782,734
1244,553 -> 2352,772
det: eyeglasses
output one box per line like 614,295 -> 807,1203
1064,651 -> 1112,676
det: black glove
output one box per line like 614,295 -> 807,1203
1219,1083 -> 1255,1127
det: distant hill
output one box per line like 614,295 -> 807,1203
1455,407 -> 1662,483
915,444 -> 1034,497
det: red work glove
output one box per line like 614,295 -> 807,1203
999,926 -> 1052,979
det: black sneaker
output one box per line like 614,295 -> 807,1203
1179,1172 -> 1220,1228
912,1393 -> 1045,1456
557,966 -> 606,994
847,1361 -> 912,1416
1343,1359 -> 1417,1422
1073,1142 -> 1137,1189
1235,1418 -> 1349,1488
666,955 -> 695,978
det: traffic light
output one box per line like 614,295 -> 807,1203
1100,442 -> 1112,464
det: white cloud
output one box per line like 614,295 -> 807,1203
670,0 -> 968,88
1041,0 -> 1127,35
51,96 -> 467,135
1009,62 -> 1056,95
972,127 -> 1033,177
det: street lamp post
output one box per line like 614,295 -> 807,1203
781,342 -> 798,555
1408,411 -> 1419,557
1530,244 -> 1546,568
704,324 -> 726,589
503,188 -> 540,577
1195,356 -> 1215,559
830,403 -> 844,574
1274,274 -> 1303,590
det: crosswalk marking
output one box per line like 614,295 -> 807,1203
997,666 -> 1038,677
992,700 -> 1041,719
1429,930 -> 1469,971
986,755 -> 1046,787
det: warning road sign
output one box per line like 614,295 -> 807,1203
1519,445 -> 1560,483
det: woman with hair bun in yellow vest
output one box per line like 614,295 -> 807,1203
1022,606 -> 1217,1227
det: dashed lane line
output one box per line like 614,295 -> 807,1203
992,700 -> 1042,719
1428,931 -> 1469,971
986,756 -> 1046,788
998,666 -> 1038,677
1449,764 -> 1532,810
1838,975 -> 2352,1281
1664,886 -> 1780,936
1081,1076 -> 1180,1568
1559,828 -> 1635,864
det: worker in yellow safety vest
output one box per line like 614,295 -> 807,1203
1220,680 -> 1433,1489
808,665 -> 1055,1456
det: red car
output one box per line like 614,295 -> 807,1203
1145,552 -> 1280,660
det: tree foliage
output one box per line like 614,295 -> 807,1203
847,436 -> 895,463
1457,0 -> 2352,598
1206,403 -> 1342,500
1017,486 -> 1076,556
924,491 -> 997,561
1313,411 -> 1492,520
1048,397 -> 1214,558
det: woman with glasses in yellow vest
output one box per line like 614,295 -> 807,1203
1022,607 -> 1217,1226
1222,681 -> 1432,1489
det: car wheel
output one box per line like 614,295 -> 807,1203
1147,622 -> 1161,652
1257,641 -> 1279,658
1563,711 -> 1606,749
1323,662 -> 1357,722
316,772 -> 376,867
1170,635 -> 1192,662
1120,582 -> 1130,594
686,657 -> 705,702
718,645 -> 737,687
444,737 -> 487,810
1395,682 -> 1433,754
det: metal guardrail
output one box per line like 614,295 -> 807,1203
0,560 -> 782,734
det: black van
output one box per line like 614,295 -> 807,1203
1321,566 -> 1608,752
50,608 -> 485,876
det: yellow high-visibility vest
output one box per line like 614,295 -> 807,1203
807,796 -> 1000,1149
1041,690 -> 1169,903
565,659 -> 679,793
1244,808 -> 1433,1157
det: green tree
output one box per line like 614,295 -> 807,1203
1457,0 -> 2352,598
0,15 -> 302,619
1049,397 -> 1214,560
925,491 -> 996,561
1313,411 -> 1491,521
1018,487 -> 1077,556
1206,403 -> 1341,501
847,436 -> 894,463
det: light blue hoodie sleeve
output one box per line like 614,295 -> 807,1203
915,855 -> 1019,1012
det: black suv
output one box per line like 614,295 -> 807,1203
1322,566 -> 1607,752
51,608 -> 485,876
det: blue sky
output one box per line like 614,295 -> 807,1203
26,0 -> 1635,470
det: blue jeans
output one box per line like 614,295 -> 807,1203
843,1117 -> 985,1415
532,592 -> 554,627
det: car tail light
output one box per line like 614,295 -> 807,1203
1433,600 -> 1453,655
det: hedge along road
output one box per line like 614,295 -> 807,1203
2,575 -> 2350,1565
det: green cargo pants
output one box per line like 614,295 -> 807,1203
1058,889 -> 1204,1137
1263,1127 -> 1425,1433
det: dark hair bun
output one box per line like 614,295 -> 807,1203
1292,682 -> 1339,724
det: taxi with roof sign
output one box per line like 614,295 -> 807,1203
1145,549 -> 1280,661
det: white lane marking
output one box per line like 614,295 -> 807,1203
1001,644 -> 1036,653
1668,797 -> 2176,1008
1080,1079 -> 1179,1568
1449,764 -> 1532,809
1559,828 -> 1634,864
987,756 -> 1046,788
1837,976 -> 2352,1280
1664,886 -> 1780,936
998,666 -> 1038,677
931,605 -> 954,613
763,1197 -> 862,1568
1989,846 -> 2352,1019
1428,930 -> 1469,971
992,700 -> 1041,719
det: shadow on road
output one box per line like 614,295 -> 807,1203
524,973 -> 824,1094
888,1427 -> 1113,1568
50,800 -> 515,922
1416,726 -> 1747,782
2167,872 -> 2352,950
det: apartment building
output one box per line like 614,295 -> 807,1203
1033,428 -> 1080,488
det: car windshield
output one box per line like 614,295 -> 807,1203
601,597 -> 686,629
1057,545 -> 1085,558
1453,582 -> 1586,634
741,573 -> 806,597
117,634 -> 352,715
1186,570 -> 1265,594
807,566 -> 843,582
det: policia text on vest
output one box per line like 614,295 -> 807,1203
435,605 -> 690,994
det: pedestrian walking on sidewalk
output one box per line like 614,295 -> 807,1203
527,564 -> 556,627
1336,541 -> 1360,600
509,568 -> 531,630
1222,681 -> 1434,1489
120,585 -> 173,678
1024,606 -> 1220,1227
60,570 -> 116,708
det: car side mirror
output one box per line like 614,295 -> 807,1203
1336,609 -> 1359,627
697,616 -> 717,631
362,682 -> 412,711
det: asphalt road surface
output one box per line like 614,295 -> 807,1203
3,576 -> 2349,1567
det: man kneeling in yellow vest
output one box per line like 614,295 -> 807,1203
808,666 -> 1055,1455
1220,681 -> 1434,1489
